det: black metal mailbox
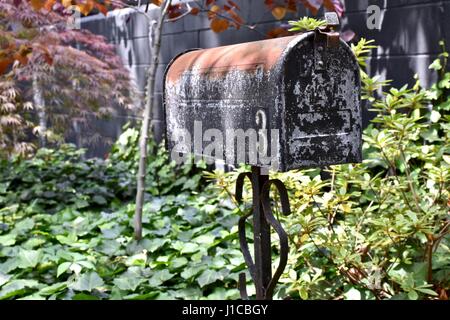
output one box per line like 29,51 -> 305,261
164,26 -> 361,172
163,14 -> 362,301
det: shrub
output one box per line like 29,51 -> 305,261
210,39 -> 449,300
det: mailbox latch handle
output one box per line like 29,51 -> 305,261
314,12 -> 341,71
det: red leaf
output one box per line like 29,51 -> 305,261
227,0 -> 240,10
44,0 -> 56,11
190,7 -> 200,15
287,0 -> 297,13
43,52 -> 53,65
168,10 -> 182,19
266,27 -> 290,39
77,0 -> 95,16
30,0 -> 46,11
229,9 -> 243,25
0,58 -> 13,75
301,0 -> 323,16
13,52 -> 28,65
95,3 -> 108,15
210,18 -> 229,33
271,6 -> 287,20
264,0 -> 273,7
206,0 -> 215,6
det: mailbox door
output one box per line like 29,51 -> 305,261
282,33 -> 362,170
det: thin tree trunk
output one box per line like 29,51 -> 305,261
33,74 -> 46,148
134,0 -> 171,240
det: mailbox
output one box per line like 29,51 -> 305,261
164,30 -> 361,172
164,16 -> 363,300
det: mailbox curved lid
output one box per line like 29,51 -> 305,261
165,35 -> 299,84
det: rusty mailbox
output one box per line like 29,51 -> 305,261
164,24 -> 361,172
164,14 -> 361,300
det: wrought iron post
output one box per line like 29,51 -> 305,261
251,166 -> 271,300
237,166 -> 291,300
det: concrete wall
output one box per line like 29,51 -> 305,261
79,0 -> 450,157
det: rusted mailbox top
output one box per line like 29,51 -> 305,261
164,27 -> 361,172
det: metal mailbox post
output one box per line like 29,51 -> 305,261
164,13 -> 362,300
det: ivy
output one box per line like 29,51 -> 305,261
0,129 -> 244,300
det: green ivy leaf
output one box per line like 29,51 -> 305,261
142,238 -> 169,253
170,257 -> 188,270
38,282 -> 67,296
0,272 -> 12,287
197,270 -> 223,287
71,272 -> 104,292
12,218 -> 35,235
0,279 -> 40,300
180,243 -> 200,254
113,274 -> 144,291
17,249 -> 42,269
180,265 -> 206,280
97,239 -> 122,256
148,269 -> 174,287
125,252 -> 147,267
57,262 -> 72,277
92,195 -> 107,205
56,233 -> 78,245
0,234 -> 16,246
22,237 -> 46,249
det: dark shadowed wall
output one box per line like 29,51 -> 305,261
79,0 -> 450,157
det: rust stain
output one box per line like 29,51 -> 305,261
166,36 -> 297,83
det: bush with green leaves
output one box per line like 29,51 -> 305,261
209,39 -> 449,300
0,127 -> 248,300
0,124 -> 204,214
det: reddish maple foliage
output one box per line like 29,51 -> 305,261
0,0 -> 134,157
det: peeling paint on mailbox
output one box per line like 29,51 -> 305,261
164,32 -> 362,172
